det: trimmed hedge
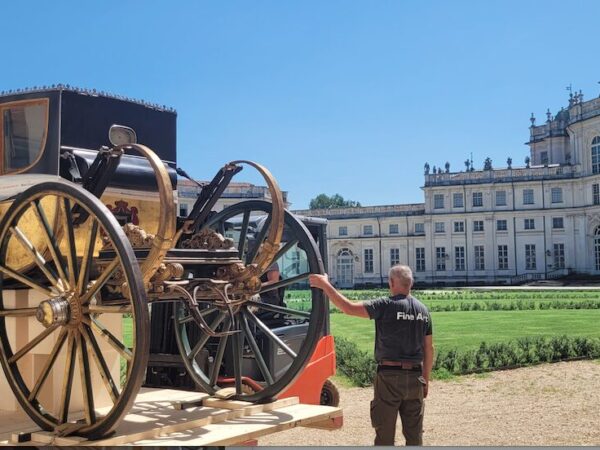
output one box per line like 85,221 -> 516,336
334,335 -> 600,387
287,298 -> 600,313
334,337 -> 377,387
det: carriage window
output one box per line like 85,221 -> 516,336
1,100 -> 48,173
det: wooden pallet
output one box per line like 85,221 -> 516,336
1,388 -> 342,446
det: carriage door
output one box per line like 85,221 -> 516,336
336,248 -> 354,288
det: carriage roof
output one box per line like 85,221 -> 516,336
0,86 -> 177,178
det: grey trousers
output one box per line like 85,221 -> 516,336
370,369 -> 425,446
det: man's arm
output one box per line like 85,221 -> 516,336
309,274 -> 369,318
422,334 -> 434,398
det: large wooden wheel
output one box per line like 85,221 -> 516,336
174,200 -> 326,402
0,181 -> 149,439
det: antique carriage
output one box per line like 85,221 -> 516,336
0,86 -> 328,439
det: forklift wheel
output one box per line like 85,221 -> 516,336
320,379 -> 340,407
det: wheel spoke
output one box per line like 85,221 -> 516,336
209,319 -> 231,386
245,299 -> 310,318
32,199 -> 70,290
28,329 -> 67,401
189,311 -> 227,360
61,198 -> 79,289
245,309 -> 297,358
80,258 -> 120,305
261,272 -> 309,293
58,330 -> 76,424
9,226 -> 62,291
0,265 -> 55,298
237,210 -> 251,257
87,317 -> 132,361
9,324 -> 58,364
0,307 -> 37,317
231,318 -> 243,394
241,309 -> 273,384
246,215 -> 271,264
84,304 -> 132,315
78,219 -> 99,296
81,324 -> 119,403
75,329 -> 96,424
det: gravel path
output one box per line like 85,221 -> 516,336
260,360 -> 600,446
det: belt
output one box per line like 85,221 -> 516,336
378,360 -> 422,371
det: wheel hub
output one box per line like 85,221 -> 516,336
36,298 -> 70,327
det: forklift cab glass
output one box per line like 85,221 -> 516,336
1,100 -> 48,173
109,124 -> 137,146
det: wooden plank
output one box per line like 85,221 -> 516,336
301,414 -> 344,430
131,404 -> 343,446
202,396 -> 299,411
25,431 -> 87,446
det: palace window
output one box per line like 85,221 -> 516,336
453,193 -> 464,208
540,151 -> 549,165
454,221 -> 464,233
525,244 -> 536,270
454,246 -> 465,271
435,247 -> 446,271
435,222 -> 445,233
339,226 -> 348,236
416,247 -> 426,272
553,243 -> 565,269
523,189 -> 534,205
473,220 -> 484,232
593,184 -> 600,205
472,192 -> 483,207
496,190 -> 507,207
497,219 -> 508,231
551,187 -> 563,204
390,248 -> 400,266
414,223 -> 425,234
363,225 -> 373,236
498,245 -> 508,270
434,194 -> 444,209
592,136 -> 600,174
389,223 -> 399,235
524,218 -> 535,230
552,217 -> 564,229
474,245 -> 485,270
364,249 -> 374,273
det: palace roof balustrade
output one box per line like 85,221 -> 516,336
424,164 -> 578,187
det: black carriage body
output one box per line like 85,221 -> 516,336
0,87 -> 177,189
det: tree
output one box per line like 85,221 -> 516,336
309,193 -> 361,210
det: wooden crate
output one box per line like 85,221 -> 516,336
1,388 -> 342,446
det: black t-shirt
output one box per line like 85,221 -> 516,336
364,294 -> 432,363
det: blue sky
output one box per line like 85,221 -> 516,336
2,1 -> 600,209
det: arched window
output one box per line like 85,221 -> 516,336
595,226 -> 600,271
592,136 -> 600,174
336,248 -> 354,288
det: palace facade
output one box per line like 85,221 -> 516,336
294,92 -> 600,287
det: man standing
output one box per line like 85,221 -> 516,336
309,264 -> 433,446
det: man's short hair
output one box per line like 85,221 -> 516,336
389,264 -> 413,287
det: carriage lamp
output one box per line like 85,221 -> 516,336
109,124 -> 137,146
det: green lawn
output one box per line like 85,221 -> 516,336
331,309 -> 600,354
123,317 -> 133,348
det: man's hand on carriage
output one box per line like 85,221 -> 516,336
309,273 -> 331,291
